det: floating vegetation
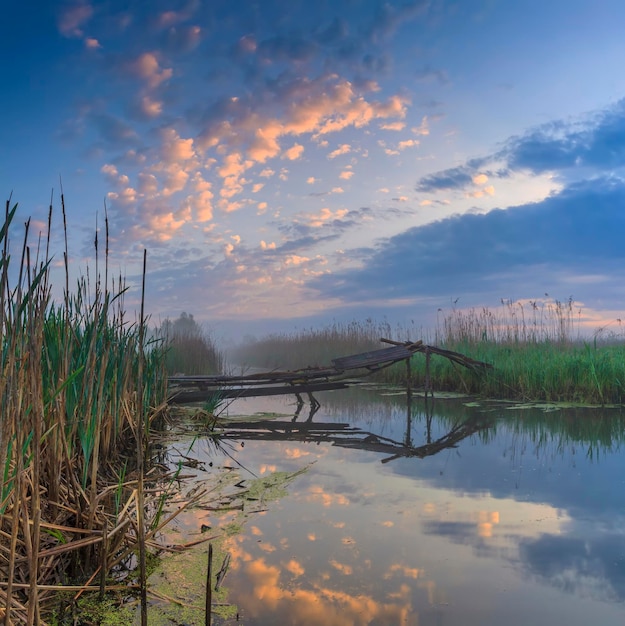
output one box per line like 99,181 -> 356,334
147,464 -> 310,625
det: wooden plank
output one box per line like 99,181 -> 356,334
331,345 -> 412,370
169,380 -> 351,403
219,421 -> 355,431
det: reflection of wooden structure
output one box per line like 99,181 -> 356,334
168,338 -> 492,404
215,415 -> 492,464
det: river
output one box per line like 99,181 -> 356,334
152,386 -> 625,625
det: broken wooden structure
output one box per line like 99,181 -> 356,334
168,338 -> 492,405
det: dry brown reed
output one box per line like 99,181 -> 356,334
0,197 -> 168,623
435,297 -> 582,346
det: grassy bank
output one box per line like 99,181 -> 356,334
232,303 -> 625,404
0,198 -> 168,622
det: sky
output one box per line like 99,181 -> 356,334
2,0 -> 625,341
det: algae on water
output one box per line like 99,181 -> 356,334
145,465 -> 309,625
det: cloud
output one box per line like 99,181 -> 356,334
58,1 -> 93,38
503,103 -> 625,173
283,143 -> 304,160
304,208 -> 349,228
138,172 -> 158,195
414,65 -> 449,85
131,52 -> 173,89
339,170 -> 354,180
160,128 -> 196,162
91,113 -> 138,146
398,139 -> 419,150
310,177 -> 625,307
416,165 -> 474,192
417,99 -> 625,196
197,75 -> 408,168
412,116 -> 430,136
139,96 -> 163,118
520,532 -> 625,602
328,144 -> 351,159
380,121 -> 405,131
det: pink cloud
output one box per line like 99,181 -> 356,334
58,2 -> 93,38
398,139 -> 419,150
160,128 -> 196,162
140,96 -> 163,118
196,76 -> 408,199
328,144 -> 351,159
282,143 -> 304,160
131,52 -> 173,89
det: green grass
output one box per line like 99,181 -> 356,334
231,301 -> 625,404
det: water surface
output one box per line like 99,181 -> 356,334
166,387 -> 625,625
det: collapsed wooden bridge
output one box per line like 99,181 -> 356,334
168,338 -> 492,404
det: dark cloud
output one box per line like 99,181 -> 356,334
366,0 -> 429,43
416,165 -> 474,192
310,177 -> 625,304
277,206 -> 375,241
417,99 -> 625,195
256,35 -> 318,63
520,533 -> 625,602
313,17 -> 348,45
505,101 -> 625,173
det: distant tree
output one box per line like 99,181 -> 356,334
160,313 -> 224,374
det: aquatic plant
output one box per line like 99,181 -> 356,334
0,196 -> 168,622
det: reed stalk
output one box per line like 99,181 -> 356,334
0,197 -> 169,623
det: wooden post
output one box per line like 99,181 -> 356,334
405,356 -> 412,403
206,543 -> 213,626
425,348 -> 431,400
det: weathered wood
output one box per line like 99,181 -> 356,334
167,337 -> 492,404
169,381 -> 350,403
217,420 -> 356,431
331,345 -> 412,370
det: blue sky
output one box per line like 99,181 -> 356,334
2,0 -> 625,339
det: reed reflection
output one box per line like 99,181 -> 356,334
157,391 -> 625,625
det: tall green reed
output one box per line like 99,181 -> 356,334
0,196 -> 168,621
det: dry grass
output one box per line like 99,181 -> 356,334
0,197 -> 170,623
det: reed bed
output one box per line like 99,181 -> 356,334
422,301 -> 625,403
0,197 -> 169,623
229,318 -> 401,370
233,300 -> 625,404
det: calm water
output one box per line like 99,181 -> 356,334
164,387 -> 625,625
